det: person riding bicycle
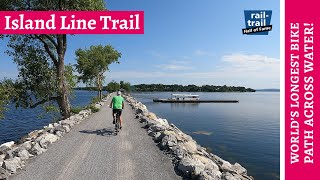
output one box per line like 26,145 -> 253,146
109,91 -> 124,129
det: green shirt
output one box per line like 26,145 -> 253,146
112,96 -> 124,109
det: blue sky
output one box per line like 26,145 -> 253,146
0,0 -> 280,89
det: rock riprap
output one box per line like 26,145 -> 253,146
0,94 -> 111,179
125,94 -> 254,180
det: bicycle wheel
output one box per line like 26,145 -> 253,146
117,115 -> 121,130
117,115 -> 120,131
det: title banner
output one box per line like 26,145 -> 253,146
285,0 -> 319,179
0,11 -> 144,34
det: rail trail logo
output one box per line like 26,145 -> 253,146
243,10 -> 272,35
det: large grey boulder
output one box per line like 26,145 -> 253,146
170,145 -> 185,160
153,132 -> 163,142
213,155 -> 233,172
146,112 -> 157,120
160,131 -> 178,149
0,167 -> 10,179
79,110 -> 89,116
47,123 -> 54,129
53,125 -> 66,134
29,143 -> 47,155
55,131 -> 65,137
135,103 -> 148,115
192,154 -> 221,178
182,140 -> 198,154
144,117 -> 169,129
62,125 -> 71,133
0,142 -> 14,149
0,142 -> 15,156
60,120 -> 76,128
69,115 -> 77,121
177,157 -> 205,177
43,124 -> 54,132
53,123 -> 60,128
27,130 -> 42,141
232,163 -> 247,175
20,141 -> 32,151
0,146 -> 10,156
73,114 -> 83,122
198,171 -> 217,180
156,118 -> 169,126
148,124 -> 167,132
16,149 -> 31,161
139,116 -> 149,123
1,157 -> 23,174
222,172 -> 242,180
4,150 -> 14,160
36,133 -> 59,149
213,155 -> 252,179
0,155 -> 3,166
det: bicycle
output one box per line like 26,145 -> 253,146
113,111 -> 121,135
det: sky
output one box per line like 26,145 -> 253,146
0,0 -> 280,89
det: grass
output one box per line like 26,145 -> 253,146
91,96 -> 100,104
71,106 -> 83,114
88,105 -> 100,113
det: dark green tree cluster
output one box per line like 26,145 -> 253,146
105,81 -> 120,93
120,81 -> 131,92
104,80 -> 131,93
73,87 -> 98,91
133,84 -> 255,92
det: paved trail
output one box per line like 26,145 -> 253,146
12,98 -> 181,180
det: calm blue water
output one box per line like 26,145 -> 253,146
132,92 -> 280,180
0,90 -> 99,144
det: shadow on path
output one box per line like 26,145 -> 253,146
79,128 -> 116,136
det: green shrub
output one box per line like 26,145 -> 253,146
89,105 -> 100,113
91,96 -> 100,104
102,93 -> 109,99
71,106 -> 83,114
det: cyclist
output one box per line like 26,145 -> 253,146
109,91 -> 124,129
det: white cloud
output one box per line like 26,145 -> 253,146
222,53 -> 279,64
221,53 -> 280,73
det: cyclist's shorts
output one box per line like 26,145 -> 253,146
113,109 -> 122,116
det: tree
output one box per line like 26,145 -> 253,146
75,45 -> 121,100
106,81 -> 120,93
120,81 -> 131,92
120,81 -> 124,89
0,79 -> 16,119
0,0 -> 106,119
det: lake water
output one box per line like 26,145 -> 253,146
0,90 -> 99,144
131,92 -> 280,180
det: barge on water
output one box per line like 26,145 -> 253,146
153,94 -> 239,103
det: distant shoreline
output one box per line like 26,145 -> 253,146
74,84 -> 259,92
255,89 -> 280,92
73,88 -> 280,92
